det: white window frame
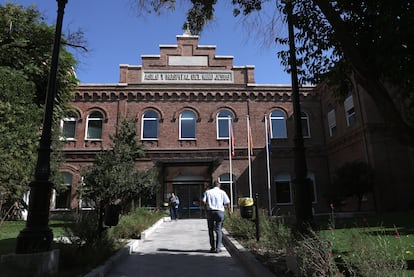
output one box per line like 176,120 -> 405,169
141,110 -> 159,140
216,110 -> 233,139
52,172 -> 72,210
60,114 -> 77,140
344,95 -> 356,127
218,173 -> 236,207
85,111 -> 103,140
179,110 -> 196,140
79,177 -> 95,210
270,110 -> 287,139
327,109 -> 336,137
301,112 -> 311,138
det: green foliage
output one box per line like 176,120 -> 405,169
62,212 -> 103,247
107,208 -> 167,239
328,161 -> 374,211
0,3 -> 80,215
0,3 -> 79,108
81,115 -> 160,211
145,0 -> 414,140
0,68 -> 41,206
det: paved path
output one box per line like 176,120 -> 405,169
106,219 -> 251,277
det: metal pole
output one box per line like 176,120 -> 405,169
16,0 -> 68,253
284,0 -> 313,231
254,193 -> 260,241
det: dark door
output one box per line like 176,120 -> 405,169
175,184 -> 204,218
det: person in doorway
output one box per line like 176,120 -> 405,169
202,181 -> 231,253
168,192 -> 179,220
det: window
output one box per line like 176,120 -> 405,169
79,177 -> 95,210
142,110 -> 159,140
53,172 -> 72,209
86,111 -> 103,140
217,110 -> 233,139
60,112 -> 77,140
307,172 -> 317,203
327,108 -> 336,137
218,173 -> 236,206
270,110 -> 287,138
301,112 -> 311,138
344,95 -> 356,127
179,110 -> 196,139
274,173 -> 292,204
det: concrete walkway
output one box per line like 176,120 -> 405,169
105,218 -> 253,277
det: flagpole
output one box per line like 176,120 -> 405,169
247,115 -> 252,198
265,115 -> 272,216
228,117 -> 234,212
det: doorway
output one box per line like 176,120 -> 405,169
174,184 -> 204,219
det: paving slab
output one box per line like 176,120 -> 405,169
106,218 -> 252,277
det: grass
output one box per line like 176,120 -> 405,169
0,220 -> 72,255
225,210 -> 414,276
0,208 -> 168,276
319,211 -> 414,276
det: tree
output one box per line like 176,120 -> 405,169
0,68 -> 42,216
135,0 -> 414,145
81,116 -> 159,230
0,3 -> 80,216
330,161 -> 374,211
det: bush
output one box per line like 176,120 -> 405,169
107,208 -> 167,239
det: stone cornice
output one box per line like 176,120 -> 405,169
74,85 -> 318,102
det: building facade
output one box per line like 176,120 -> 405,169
55,33 -> 414,218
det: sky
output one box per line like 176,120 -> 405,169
4,0 -> 292,85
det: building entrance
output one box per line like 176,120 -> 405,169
174,184 -> 204,219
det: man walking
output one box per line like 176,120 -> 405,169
202,181 -> 231,253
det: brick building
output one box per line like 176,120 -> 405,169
55,32 -> 414,218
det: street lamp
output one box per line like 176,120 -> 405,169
282,0 -> 313,231
16,0 -> 68,253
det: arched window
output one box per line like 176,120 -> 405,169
274,173 -> 292,204
53,172 -> 72,209
216,110 -> 233,139
60,111 -> 77,140
142,110 -> 159,140
86,111 -> 103,140
301,112 -> 311,138
179,110 -> 196,139
270,110 -> 287,138
218,173 -> 236,206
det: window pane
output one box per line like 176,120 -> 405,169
276,181 -> 291,203
218,119 -> 230,138
143,120 -> 158,139
301,112 -> 310,137
217,110 -> 233,138
180,111 -> 196,139
56,173 -> 72,209
62,120 -> 76,138
143,111 -> 158,139
270,110 -> 287,138
87,120 -> 102,139
181,119 -> 195,138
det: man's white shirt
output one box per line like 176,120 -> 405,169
203,187 -> 230,211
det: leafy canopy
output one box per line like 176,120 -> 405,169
137,0 -> 414,143
81,116 -> 159,209
0,3 -> 80,207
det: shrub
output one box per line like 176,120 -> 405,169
107,208 -> 167,239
